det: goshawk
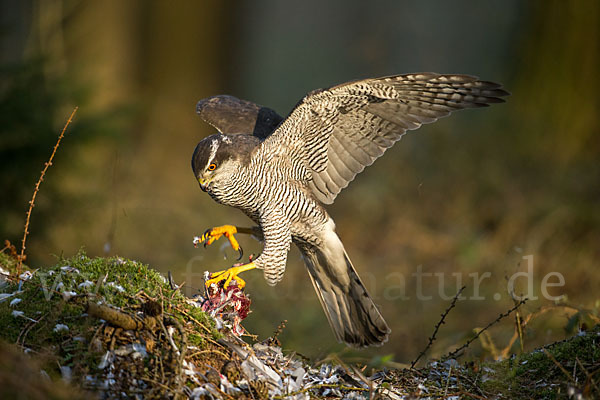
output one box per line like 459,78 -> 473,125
191,73 -> 508,347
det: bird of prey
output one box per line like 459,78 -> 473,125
191,73 -> 508,347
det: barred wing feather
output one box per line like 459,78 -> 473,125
261,73 -> 509,204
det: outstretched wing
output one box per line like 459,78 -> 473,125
260,73 -> 509,204
196,95 -> 284,139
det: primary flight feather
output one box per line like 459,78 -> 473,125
192,73 -> 508,347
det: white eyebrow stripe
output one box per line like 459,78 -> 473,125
206,138 -> 219,170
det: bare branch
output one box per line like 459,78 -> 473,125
411,285 -> 466,368
17,107 -> 78,273
443,298 -> 527,361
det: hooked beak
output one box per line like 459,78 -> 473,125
198,178 -> 209,192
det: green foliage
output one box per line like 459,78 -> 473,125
0,252 -> 219,377
3,252 -> 600,398
0,251 -> 18,272
478,325 -> 600,398
367,353 -> 396,369
565,309 -> 600,334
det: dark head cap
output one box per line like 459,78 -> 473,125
191,134 -> 260,177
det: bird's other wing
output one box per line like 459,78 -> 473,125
260,73 -> 509,204
196,95 -> 284,139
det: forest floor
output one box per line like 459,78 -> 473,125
0,251 -> 598,399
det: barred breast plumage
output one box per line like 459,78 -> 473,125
192,73 -> 509,347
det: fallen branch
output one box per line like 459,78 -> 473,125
87,301 -> 146,330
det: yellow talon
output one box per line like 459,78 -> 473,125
206,262 -> 256,289
200,225 -> 243,260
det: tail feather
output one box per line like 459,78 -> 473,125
299,233 -> 390,347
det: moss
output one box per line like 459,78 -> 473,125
181,298 -> 223,341
4,251 -> 599,398
188,332 -> 206,347
0,251 -> 221,382
0,251 -> 18,272
478,325 -> 600,398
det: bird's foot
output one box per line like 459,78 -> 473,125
205,262 -> 256,289
196,225 -> 243,260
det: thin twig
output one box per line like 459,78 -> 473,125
16,313 -> 46,346
451,390 -> 489,400
444,365 -> 453,397
17,107 -> 78,274
411,285 -> 466,368
168,271 -> 181,291
139,377 -> 180,394
542,348 -> 577,383
514,301 -> 524,353
159,317 -> 179,353
272,383 -> 369,399
443,298 -> 527,360
575,356 -> 600,394
164,316 -> 187,395
188,349 -> 231,359
174,305 -> 216,335
498,305 -> 581,360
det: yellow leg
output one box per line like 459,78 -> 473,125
206,262 -> 256,289
199,225 -> 244,260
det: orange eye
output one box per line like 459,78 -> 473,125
208,163 -> 217,171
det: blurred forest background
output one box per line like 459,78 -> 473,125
1,0 -> 598,363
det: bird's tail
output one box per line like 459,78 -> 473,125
299,232 -> 390,347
